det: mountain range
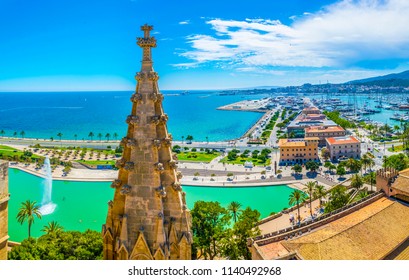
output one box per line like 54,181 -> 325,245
347,70 -> 409,86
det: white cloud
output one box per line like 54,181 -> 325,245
179,20 -> 190,25
177,0 -> 409,69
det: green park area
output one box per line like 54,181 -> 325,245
76,159 -> 116,168
387,144 -> 405,153
175,151 -> 220,162
220,148 -> 272,166
0,145 -> 42,162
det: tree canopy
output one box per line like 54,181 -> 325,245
8,230 -> 103,260
324,186 -> 350,213
383,153 -> 409,171
190,200 -> 260,260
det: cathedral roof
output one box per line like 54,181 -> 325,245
256,197 -> 409,260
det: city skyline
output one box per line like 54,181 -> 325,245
1,0 -> 409,91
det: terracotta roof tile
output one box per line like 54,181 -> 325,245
326,136 -> 360,145
305,126 -> 345,133
256,198 -> 409,260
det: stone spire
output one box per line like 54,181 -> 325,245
102,24 -> 192,260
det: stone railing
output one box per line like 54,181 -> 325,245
281,201 -> 309,214
256,212 -> 283,226
250,191 -> 385,246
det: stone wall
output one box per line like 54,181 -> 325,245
0,160 -> 9,260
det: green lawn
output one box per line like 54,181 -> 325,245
0,145 -> 42,160
0,145 -> 17,151
220,156 -> 271,166
388,144 -> 405,152
76,159 -> 116,167
175,152 -> 220,162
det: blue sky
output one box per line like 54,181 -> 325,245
1,0 -> 409,91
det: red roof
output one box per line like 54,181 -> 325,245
326,136 -> 360,145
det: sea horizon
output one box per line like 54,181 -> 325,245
0,90 -> 266,142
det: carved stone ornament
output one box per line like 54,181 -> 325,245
120,184 -> 132,195
126,138 -> 137,148
115,158 -> 126,168
148,93 -> 158,102
168,160 -> 177,169
126,115 -> 139,126
110,179 -> 122,189
137,37 -> 157,48
150,115 -> 160,125
171,182 -> 182,192
159,114 -> 168,124
152,139 -> 161,148
135,72 -> 146,81
162,137 -> 172,147
176,171 -> 183,179
155,186 -> 167,198
130,93 -> 143,103
154,162 -> 165,172
148,71 -> 159,81
124,162 -> 135,171
156,94 -> 164,102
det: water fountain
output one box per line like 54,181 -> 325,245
39,156 -> 56,215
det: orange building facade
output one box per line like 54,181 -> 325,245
278,137 -> 319,165
305,125 -> 346,146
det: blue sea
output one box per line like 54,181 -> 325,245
0,91 -> 266,141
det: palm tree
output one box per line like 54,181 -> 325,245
288,190 -> 307,224
57,132 -> 63,142
20,130 -> 25,139
97,133 -> 102,142
16,200 -> 42,238
227,201 -> 242,223
394,125 -> 401,135
350,174 -> 364,193
360,154 -> 368,173
105,133 -> 111,141
357,190 -> 369,200
42,221 -> 64,235
206,136 -> 209,144
0,130 -> 5,138
363,172 -> 376,192
13,131 -> 17,137
181,136 -> 184,144
304,181 -> 316,218
186,135 -> 193,144
88,132 -> 94,141
366,156 -> 375,172
74,134 -> 78,141
346,158 -> 361,173
314,184 -> 326,208
113,132 -> 118,140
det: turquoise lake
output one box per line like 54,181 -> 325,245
8,169 -> 294,242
